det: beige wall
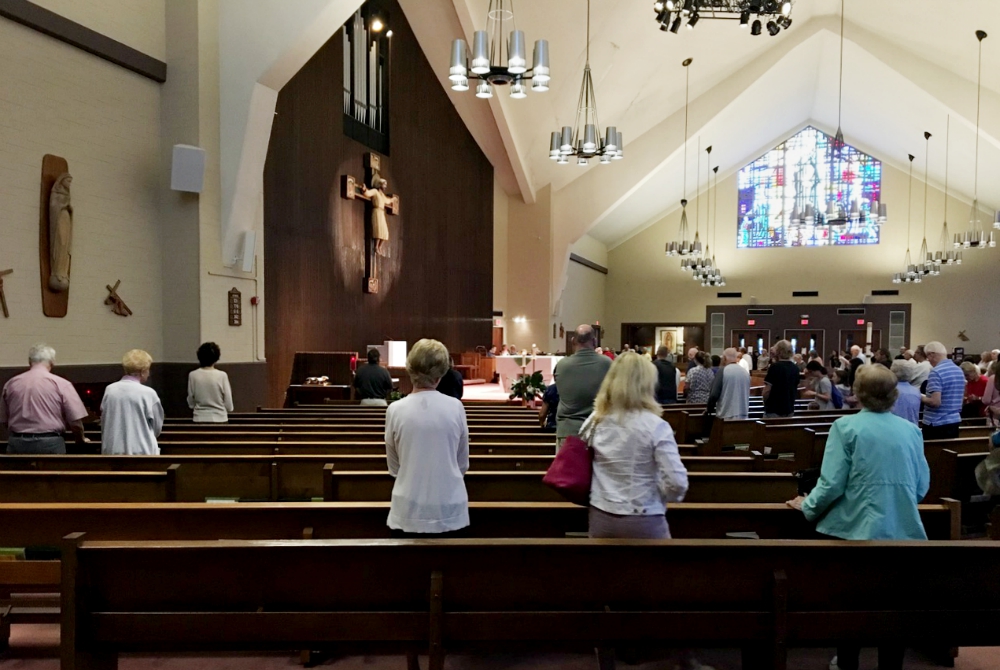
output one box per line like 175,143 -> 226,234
0,12 -> 164,366
0,1 -> 263,368
506,185 -> 552,352
606,161 -> 1000,353
556,234 -> 608,351
32,0 -> 166,60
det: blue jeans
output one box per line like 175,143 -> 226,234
6,434 -> 66,454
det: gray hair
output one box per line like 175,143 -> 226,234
890,358 -> 914,382
924,341 -> 948,356
406,339 -> 451,388
28,344 -> 56,365
723,347 -> 739,363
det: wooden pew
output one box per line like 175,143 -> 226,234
0,466 -> 178,503
61,537 -> 1000,670
934,450 -> 989,504
0,501 -> 960,546
0,560 -> 60,652
324,469 -> 800,504
94,429 -> 557,444
0,452 -> 718,502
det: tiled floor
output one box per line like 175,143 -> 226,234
3,626 -> 999,669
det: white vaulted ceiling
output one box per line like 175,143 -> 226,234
416,0 -> 1000,246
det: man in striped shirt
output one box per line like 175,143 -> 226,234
920,341 -> 965,440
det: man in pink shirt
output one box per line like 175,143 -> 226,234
0,344 -> 89,454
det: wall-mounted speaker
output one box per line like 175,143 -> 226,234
171,144 -> 206,193
240,231 -> 256,273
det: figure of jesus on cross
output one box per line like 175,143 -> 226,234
341,153 -> 399,294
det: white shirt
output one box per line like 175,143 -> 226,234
738,355 -> 752,372
187,368 -> 234,423
910,360 -> 933,388
100,376 -> 163,455
584,410 -> 689,516
385,391 -> 470,533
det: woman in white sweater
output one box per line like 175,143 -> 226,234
101,349 -> 164,455
187,342 -> 234,423
385,339 -> 469,535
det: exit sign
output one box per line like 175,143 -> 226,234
800,319 -> 809,325
856,319 -> 865,326
747,320 -> 756,326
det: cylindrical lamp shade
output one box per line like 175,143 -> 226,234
599,154 -> 611,164
531,77 -> 549,92
605,126 -> 618,151
451,76 -> 469,91
879,203 -> 888,221
508,30 -> 527,74
475,81 -> 493,98
470,31 -> 490,74
560,126 -> 574,153
449,40 -> 467,80
613,131 -> 624,159
532,40 -> 550,80
549,131 -> 561,159
994,210 -> 1000,229
582,124 -> 598,153
510,81 -> 527,98
577,156 -> 589,166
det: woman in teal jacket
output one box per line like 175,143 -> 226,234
788,364 -> 930,670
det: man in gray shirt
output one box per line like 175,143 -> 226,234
554,325 -> 612,448
707,348 -> 750,420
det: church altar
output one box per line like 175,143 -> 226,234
495,355 -> 563,393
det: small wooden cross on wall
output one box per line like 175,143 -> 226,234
105,280 -> 132,317
0,268 -> 12,318
341,152 -> 400,294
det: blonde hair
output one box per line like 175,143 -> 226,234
853,364 -> 898,413
122,349 -> 152,375
406,339 -> 451,388
591,352 -> 662,423
961,361 -> 981,381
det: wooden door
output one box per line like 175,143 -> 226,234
730,329 -> 770,354
492,327 -> 504,352
783,329 -> 825,356
839,329 -> 881,352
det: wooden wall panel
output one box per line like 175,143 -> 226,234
263,1 -> 494,406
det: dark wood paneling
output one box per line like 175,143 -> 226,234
263,1 -> 494,407
705,303 -> 911,356
0,0 -> 167,82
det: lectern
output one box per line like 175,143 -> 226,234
283,351 -> 357,407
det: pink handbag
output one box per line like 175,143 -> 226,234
543,432 -> 593,506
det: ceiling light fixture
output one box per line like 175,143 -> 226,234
932,116 -> 962,265
666,58 -> 695,257
654,0 -> 793,36
683,141 -> 710,272
958,29 -> 994,249
701,165 -> 726,286
893,155 -> 921,284
916,131 -> 940,276
448,0 -> 549,99
548,0 -> 621,167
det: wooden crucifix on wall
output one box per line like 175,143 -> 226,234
341,152 -> 399,294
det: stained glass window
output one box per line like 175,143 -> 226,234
737,126 -> 882,248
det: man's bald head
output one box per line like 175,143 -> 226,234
575,324 -> 596,349
687,347 -> 698,360
723,347 -> 739,364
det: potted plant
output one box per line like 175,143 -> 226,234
509,371 -> 546,407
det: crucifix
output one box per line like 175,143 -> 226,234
341,152 -> 400,294
0,268 -> 12,318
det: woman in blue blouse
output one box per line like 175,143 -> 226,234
788,363 -> 930,670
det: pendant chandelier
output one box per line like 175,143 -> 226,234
699,165 -> 726,287
824,0 -> 885,235
682,141 -> 710,272
893,155 -> 921,284
652,0 -> 794,37
448,0 -> 550,99
956,30 -> 995,249
548,0 -> 622,166
931,116 -> 962,265
916,132 -> 940,276
666,58 -> 696,257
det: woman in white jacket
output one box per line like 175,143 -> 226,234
584,352 -> 689,540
